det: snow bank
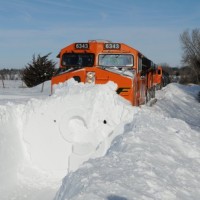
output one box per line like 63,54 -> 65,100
154,83 -> 200,131
0,80 -> 199,200
21,80 -> 134,176
0,105 -> 24,187
0,79 -> 135,199
55,83 -> 200,200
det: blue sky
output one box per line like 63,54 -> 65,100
0,0 -> 200,69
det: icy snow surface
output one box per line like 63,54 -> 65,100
0,80 -> 200,200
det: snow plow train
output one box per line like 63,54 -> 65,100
51,40 -> 163,106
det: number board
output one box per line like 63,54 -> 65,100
104,43 -> 121,50
75,43 -> 89,49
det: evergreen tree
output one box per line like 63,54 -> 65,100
21,53 -> 56,87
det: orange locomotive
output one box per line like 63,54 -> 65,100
51,40 -> 157,106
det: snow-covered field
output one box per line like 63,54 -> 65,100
0,80 -> 199,200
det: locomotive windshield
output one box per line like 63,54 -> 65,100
99,54 -> 133,67
61,53 -> 94,67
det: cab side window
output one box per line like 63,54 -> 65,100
138,57 -> 142,72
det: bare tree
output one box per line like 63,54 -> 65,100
180,29 -> 200,84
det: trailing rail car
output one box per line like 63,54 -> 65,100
51,40 -> 158,106
153,66 -> 163,90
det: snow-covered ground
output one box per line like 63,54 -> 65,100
0,80 -> 199,200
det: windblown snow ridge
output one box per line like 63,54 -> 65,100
55,83 -> 200,200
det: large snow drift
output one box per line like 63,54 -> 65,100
55,83 -> 200,200
0,80 -> 200,200
0,80 -> 134,200
21,80 -> 134,175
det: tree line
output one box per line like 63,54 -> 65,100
0,69 -> 22,80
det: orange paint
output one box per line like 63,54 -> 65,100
153,66 -> 163,89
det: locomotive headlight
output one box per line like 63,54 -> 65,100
86,72 -> 95,83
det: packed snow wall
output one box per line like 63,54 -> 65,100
0,105 -> 24,187
0,80 -> 134,180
